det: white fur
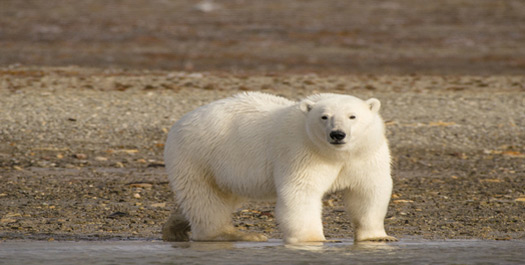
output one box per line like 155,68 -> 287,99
164,92 -> 396,243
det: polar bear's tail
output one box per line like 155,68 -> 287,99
162,208 -> 191,241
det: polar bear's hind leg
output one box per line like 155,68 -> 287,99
174,168 -> 267,242
162,208 -> 191,241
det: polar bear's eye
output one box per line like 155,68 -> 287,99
349,115 -> 356,119
321,115 -> 328,120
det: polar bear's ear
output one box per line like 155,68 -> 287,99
366,98 -> 381,113
299,99 -> 315,113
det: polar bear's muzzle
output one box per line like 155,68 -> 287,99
329,130 -> 347,145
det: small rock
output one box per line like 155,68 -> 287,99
95,156 -> 108,161
150,203 -> 166,208
5,213 -> 22,218
133,193 -> 141,198
147,162 -> 165,168
259,211 -> 273,218
123,149 -> 139,155
0,218 -> 17,224
129,183 -> 153,189
203,83 -> 215,90
480,179 -> 503,183
194,1 -> 220,13
393,199 -> 414,203
107,211 -> 129,219
187,73 -> 204,78
74,153 -> 87,159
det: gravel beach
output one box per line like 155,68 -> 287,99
1,0 -> 524,242
1,67 -> 524,241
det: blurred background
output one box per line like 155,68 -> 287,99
1,0 -> 524,75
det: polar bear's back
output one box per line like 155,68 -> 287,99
173,92 -> 294,136
228,92 -> 295,112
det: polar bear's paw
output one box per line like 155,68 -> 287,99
233,231 -> 268,242
218,231 -> 268,242
194,230 -> 268,242
161,212 -> 191,242
358,236 -> 398,242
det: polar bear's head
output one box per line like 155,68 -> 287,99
299,94 -> 382,151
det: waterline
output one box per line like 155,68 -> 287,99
1,239 -> 524,265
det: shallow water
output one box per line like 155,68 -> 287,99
1,239 -> 524,265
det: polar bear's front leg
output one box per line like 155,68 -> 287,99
343,178 -> 398,242
275,188 -> 326,244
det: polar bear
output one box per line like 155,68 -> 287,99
162,92 -> 397,244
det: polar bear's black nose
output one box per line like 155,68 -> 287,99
330,130 -> 346,141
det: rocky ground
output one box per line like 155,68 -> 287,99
1,0 -> 524,242
1,67 -> 524,241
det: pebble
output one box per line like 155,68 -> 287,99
393,199 -> 414,203
129,183 -> 153,189
107,211 -> 129,219
74,153 -> 87,159
0,218 -> 17,224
